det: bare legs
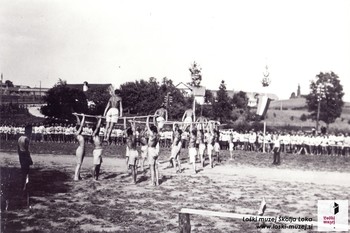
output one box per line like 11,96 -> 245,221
155,163 -> 159,186
192,160 -> 197,174
104,121 -> 116,142
200,152 -> 204,168
93,164 -> 101,180
139,157 -> 146,172
208,151 -> 213,168
171,156 -> 182,173
216,152 -> 220,163
130,164 -> 137,184
150,162 -> 159,186
74,149 -> 84,180
74,163 -> 82,181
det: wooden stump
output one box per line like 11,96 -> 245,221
179,213 -> 191,233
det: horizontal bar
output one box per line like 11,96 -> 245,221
164,121 -> 216,125
73,113 -> 157,120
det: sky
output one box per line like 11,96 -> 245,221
1,0 -> 350,101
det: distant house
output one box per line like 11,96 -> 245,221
175,82 -> 207,104
0,84 -> 50,105
175,82 -> 193,97
18,86 -> 50,97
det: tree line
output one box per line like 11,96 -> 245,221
40,71 -> 345,130
40,77 -> 250,124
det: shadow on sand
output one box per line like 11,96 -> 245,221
1,166 -> 71,232
1,167 -> 71,210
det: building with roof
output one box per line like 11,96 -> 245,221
0,84 -> 50,105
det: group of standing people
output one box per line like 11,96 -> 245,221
72,90 -> 165,185
167,118 -> 221,174
15,87 -> 223,193
73,88 -> 123,181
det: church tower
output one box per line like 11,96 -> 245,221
297,83 -> 301,97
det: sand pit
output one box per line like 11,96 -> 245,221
1,151 -> 349,232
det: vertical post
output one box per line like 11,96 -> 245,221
179,213 -> 191,233
192,97 -> 196,123
39,81 -> 42,104
166,92 -> 170,120
261,64 -> 270,154
166,92 -> 169,109
280,100 -> 282,111
316,100 -> 320,134
0,73 -> 3,105
263,120 -> 266,153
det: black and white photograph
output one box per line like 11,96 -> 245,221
1,0 -> 350,232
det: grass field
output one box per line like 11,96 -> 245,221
1,142 -> 350,232
266,98 -> 350,132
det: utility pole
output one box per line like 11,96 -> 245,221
164,92 -> 172,119
39,80 -> 42,104
315,83 -> 326,134
261,65 -> 271,153
0,73 -> 3,105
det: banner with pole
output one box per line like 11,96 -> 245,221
256,95 -> 271,153
256,95 -> 271,118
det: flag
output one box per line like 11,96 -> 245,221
258,197 -> 267,216
256,96 -> 271,118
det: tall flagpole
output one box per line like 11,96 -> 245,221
0,73 -> 3,105
261,65 -> 270,153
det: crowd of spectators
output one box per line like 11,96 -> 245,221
1,123 -> 349,156
0,123 -> 174,147
219,130 -> 350,156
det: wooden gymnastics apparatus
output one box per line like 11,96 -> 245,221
73,113 -> 220,129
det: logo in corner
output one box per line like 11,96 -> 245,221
317,200 -> 348,232
333,202 -> 339,215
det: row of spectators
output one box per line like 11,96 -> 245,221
219,130 -> 350,156
1,124 -> 350,156
0,123 -> 174,147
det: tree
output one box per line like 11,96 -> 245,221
159,77 -> 188,119
204,90 -> 214,103
5,80 -> 14,87
120,78 -> 161,115
306,71 -> 344,128
41,81 -> 88,122
194,90 -> 214,119
85,86 -> 110,115
212,80 -> 233,122
119,77 -> 188,119
230,91 -> 249,122
231,91 -> 248,110
188,61 -> 202,87
56,78 -> 67,86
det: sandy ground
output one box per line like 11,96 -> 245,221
1,152 -> 350,232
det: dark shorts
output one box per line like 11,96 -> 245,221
18,151 -> 33,168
